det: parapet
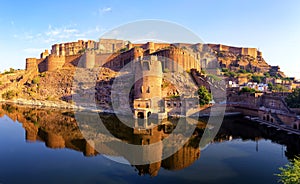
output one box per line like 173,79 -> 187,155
207,44 -> 260,58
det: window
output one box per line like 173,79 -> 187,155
167,102 -> 171,107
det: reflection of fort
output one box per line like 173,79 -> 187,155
0,104 -> 201,176
1,104 -> 299,176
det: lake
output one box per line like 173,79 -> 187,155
0,103 -> 299,184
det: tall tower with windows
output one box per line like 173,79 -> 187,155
133,56 -> 163,118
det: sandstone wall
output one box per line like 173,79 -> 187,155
154,47 -> 201,72
98,39 -> 127,53
46,55 -> 65,71
37,59 -> 47,72
131,42 -> 171,53
242,48 -> 257,58
95,53 -> 111,66
25,58 -> 38,72
104,47 -> 143,69
208,44 -> 259,58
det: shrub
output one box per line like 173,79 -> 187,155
32,77 -> 40,84
119,47 -> 128,52
39,73 -> 46,77
239,87 -> 256,94
264,72 -> 271,78
221,68 -> 228,72
276,156 -> 300,184
252,75 -> 264,83
238,69 -> 247,74
198,86 -> 212,106
226,71 -> 237,77
285,88 -> 300,108
2,90 -> 16,100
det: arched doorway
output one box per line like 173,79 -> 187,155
293,124 -> 297,129
147,112 -> 151,118
267,115 -> 270,121
137,112 -> 144,119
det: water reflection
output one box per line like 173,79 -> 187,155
0,103 -> 299,177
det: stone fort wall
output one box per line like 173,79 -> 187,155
207,44 -> 261,58
25,40 -> 262,73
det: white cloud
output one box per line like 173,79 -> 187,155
99,7 -> 112,14
13,24 -> 105,44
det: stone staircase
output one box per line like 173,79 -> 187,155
271,112 -> 284,125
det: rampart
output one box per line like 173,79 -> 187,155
207,44 -> 260,58
25,39 -> 264,74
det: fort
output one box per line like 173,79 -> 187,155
25,39 -> 276,75
23,39 -> 286,119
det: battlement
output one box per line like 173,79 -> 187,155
207,44 -> 261,58
128,42 -> 171,54
25,39 -> 266,74
51,40 -> 96,56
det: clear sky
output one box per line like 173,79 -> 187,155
0,0 -> 299,78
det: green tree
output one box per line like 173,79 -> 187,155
239,87 -> 256,94
268,83 -> 274,91
227,71 -> 237,77
252,75 -> 263,83
273,84 -> 288,92
221,68 -> 228,72
238,69 -> 247,74
276,156 -> 300,184
119,47 -> 128,52
197,86 -> 212,106
264,72 -> 271,78
285,88 -> 300,108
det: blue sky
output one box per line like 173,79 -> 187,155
0,0 -> 299,78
